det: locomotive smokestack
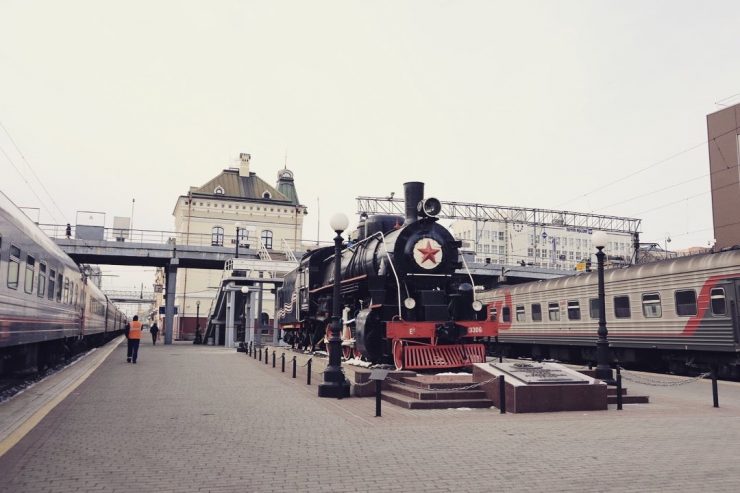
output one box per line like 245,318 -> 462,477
403,181 -> 424,225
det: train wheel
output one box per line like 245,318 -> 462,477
392,340 -> 404,370
342,346 -> 352,360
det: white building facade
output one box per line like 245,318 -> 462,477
450,220 -> 635,270
170,153 -> 306,339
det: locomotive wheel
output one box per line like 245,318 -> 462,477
342,345 -> 352,360
392,340 -> 404,370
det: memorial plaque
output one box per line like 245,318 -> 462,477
369,369 -> 391,381
490,361 -> 589,385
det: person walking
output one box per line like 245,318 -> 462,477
150,322 -> 159,345
125,315 -> 142,364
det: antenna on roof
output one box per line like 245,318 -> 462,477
284,147 -> 288,169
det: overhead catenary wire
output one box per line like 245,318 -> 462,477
0,142 -> 61,223
0,121 -> 68,223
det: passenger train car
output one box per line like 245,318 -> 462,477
0,191 -> 126,375
479,250 -> 740,377
277,182 -> 494,370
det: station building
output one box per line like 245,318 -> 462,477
707,103 -> 740,249
169,153 -> 306,340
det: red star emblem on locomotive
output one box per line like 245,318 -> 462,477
417,240 -> 441,264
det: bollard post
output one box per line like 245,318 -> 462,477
258,347 -> 262,361
499,375 -> 506,414
616,366 -> 623,411
248,342 -> 252,357
265,347 -> 269,365
292,356 -> 297,378
711,364 -> 719,408
375,380 -> 382,417
272,351 -> 276,368
307,359 -> 312,385
281,353 -> 285,373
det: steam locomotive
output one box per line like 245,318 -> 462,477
277,182 -> 495,370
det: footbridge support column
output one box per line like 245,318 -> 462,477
164,259 -> 179,345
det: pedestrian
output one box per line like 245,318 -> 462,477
150,321 -> 159,345
125,315 -> 142,364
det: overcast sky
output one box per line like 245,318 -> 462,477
2,1 -> 740,291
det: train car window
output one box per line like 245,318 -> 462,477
675,290 -> 697,316
642,293 -> 662,318
211,226 -> 224,246
614,296 -> 631,318
24,256 -> 35,294
548,302 -> 560,321
73,284 -> 78,307
589,298 -> 600,319
63,277 -> 70,304
531,303 -> 542,321
48,269 -> 56,300
489,307 -> 497,321
38,262 -> 46,298
515,305 -> 525,322
710,288 -> 726,316
7,245 -> 20,289
56,273 -> 63,302
502,306 -> 511,323
567,300 -> 581,320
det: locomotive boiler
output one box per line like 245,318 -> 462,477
277,182 -> 495,370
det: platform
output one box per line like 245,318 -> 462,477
1,339 -> 740,492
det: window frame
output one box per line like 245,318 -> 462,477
515,304 -> 526,322
7,244 -> 21,290
675,289 -> 698,317
261,230 -> 273,250
710,287 -> 727,316
548,302 -> 560,321
38,262 -> 47,298
502,306 -> 511,323
589,298 -> 600,320
641,292 -> 662,318
614,295 -> 631,319
24,255 -> 35,294
567,300 -> 581,320
531,303 -> 542,322
211,226 -> 224,247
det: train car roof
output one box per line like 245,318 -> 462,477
484,249 -> 740,296
0,191 -> 79,272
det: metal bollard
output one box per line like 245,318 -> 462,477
499,375 -> 506,414
258,347 -> 262,361
281,353 -> 285,373
616,367 -> 623,411
292,356 -> 297,378
711,364 -> 719,408
248,342 -> 252,357
265,347 -> 269,365
375,380 -> 382,417
272,351 -> 276,368
307,359 -> 312,385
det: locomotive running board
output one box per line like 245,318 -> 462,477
403,344 -> 486,370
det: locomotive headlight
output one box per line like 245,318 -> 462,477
418,197 -> 442,218
472,300 -> 483,312
404,297 -> 417,309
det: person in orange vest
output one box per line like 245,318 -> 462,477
125,315 -> 143,364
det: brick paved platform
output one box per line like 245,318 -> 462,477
1,338 -> 740,492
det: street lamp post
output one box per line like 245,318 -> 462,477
196,300 -> 200,326
592,231 -> 614,384
318,213 -> 351,398
235,223 -> 243,259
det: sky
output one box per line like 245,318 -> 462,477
2,0 -> 740,292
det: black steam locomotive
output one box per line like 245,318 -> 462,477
277,182 -> 495,370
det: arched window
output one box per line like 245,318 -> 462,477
214,186 -> 225,195
211,226 -> 224,246
262,191 -> 272,199
260,230 -> 273,249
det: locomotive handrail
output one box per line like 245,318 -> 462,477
459,250 -> 477,294
376,231 -> 403,319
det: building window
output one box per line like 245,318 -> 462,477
261,230 -> 273,249
642,293 -> 662,318
214,186 -> 224,195
7,245 -> 20,289
710,288 -> 726,316
263,191 -> 272,199
237,228 -> 249,245
211,226 -> 224,246
675,290 -> 697,316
